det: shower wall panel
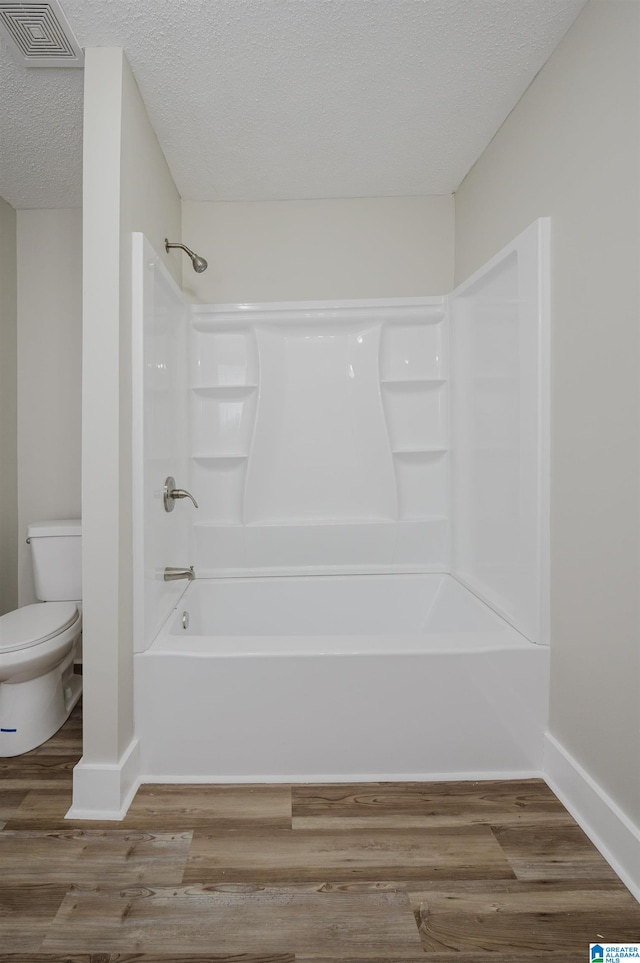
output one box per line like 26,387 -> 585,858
188,299 -> 449,575
450,219 -> 550,644
132,234 -> 191,652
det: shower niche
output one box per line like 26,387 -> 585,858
189,322 -> 258,523
380,318 -> 448,523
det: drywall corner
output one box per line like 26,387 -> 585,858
0,195 -> 17,616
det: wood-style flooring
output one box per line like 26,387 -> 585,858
1,702 -> 638,961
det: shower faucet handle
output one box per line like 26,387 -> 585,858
171,488 -> 198,508
163,477 -> 199,511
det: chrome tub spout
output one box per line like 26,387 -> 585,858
164,566 -> 196,582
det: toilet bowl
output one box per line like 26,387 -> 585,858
0,601 -> 82,756
0,520 -> 82,757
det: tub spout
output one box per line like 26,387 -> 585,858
164,566 -> 196,582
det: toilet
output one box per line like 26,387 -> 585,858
0,520 -> 82,757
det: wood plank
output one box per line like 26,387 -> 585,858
409,879 -> 640,954
41,883 -> 424,957
417,907 -> 639,953
295,959 -> 437,963
183,825 -> 516,883
127,784 -> 292,828
6,784 -> 292,831
292,810 -> 575,830
2,790 -> 74,830
292,780 -> 569,828
297,957 -> 587,963
491,823 -> 621,880
0,790 -> 28,826
0,883 -> 69,953
0,830 -> 192,885
0,955 -> 294,962
0,755 -> 79,791
408,877 -> 640,912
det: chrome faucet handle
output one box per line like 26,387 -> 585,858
163,476 -> 199,511
171,488 -> 199,508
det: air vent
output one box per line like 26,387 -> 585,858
0,0 -> 83,67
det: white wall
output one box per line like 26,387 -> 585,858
181,196 -> 454,303
455,0 -> 640,826
77,47 -> 181,813
0,195 -> 17,616
16,209 -> 82,605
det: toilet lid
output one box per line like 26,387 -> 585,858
0,602 -> 80,653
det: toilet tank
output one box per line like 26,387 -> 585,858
27,519 -> 82,601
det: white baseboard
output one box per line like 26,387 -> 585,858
67,737 -> 141,820
544,732 -> 640,901
138,768 -> 543,785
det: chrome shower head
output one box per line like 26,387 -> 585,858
165,239 -> 208,273
190,253 -> 208,273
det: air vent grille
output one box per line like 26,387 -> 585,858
0,0 -> 83,67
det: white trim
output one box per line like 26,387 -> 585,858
536,218 -> 551,647
194,562 -> 449,579
191,294 -> 446,313
138,769 -> 543,786
67,737 -> 141,820
191,296 -> 446,328
131,232 -> 145,653
544,732 -> 640,902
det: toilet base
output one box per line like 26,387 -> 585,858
0,648 -> 82,757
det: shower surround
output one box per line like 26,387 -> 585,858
189,297 -> 449,575
132,220 -> 550,784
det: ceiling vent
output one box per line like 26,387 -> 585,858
0,0 -> 83,67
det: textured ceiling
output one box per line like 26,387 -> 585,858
0,0 -> 589,209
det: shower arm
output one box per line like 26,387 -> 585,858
164,238 -> 208,273
165,239 -> 197,258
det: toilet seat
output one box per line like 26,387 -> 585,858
0,602 -> 80,654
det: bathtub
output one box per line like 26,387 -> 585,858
134,574 -> 549,782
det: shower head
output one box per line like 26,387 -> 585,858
190,253 -> 208,274
165,239 -> 208,273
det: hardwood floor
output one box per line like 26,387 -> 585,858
1,703 -> 638,961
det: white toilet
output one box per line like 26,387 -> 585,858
0,519 -> 82,757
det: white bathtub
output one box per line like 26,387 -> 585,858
134,574 -> 549,782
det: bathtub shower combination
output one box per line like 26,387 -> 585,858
132,219 -> 550,782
